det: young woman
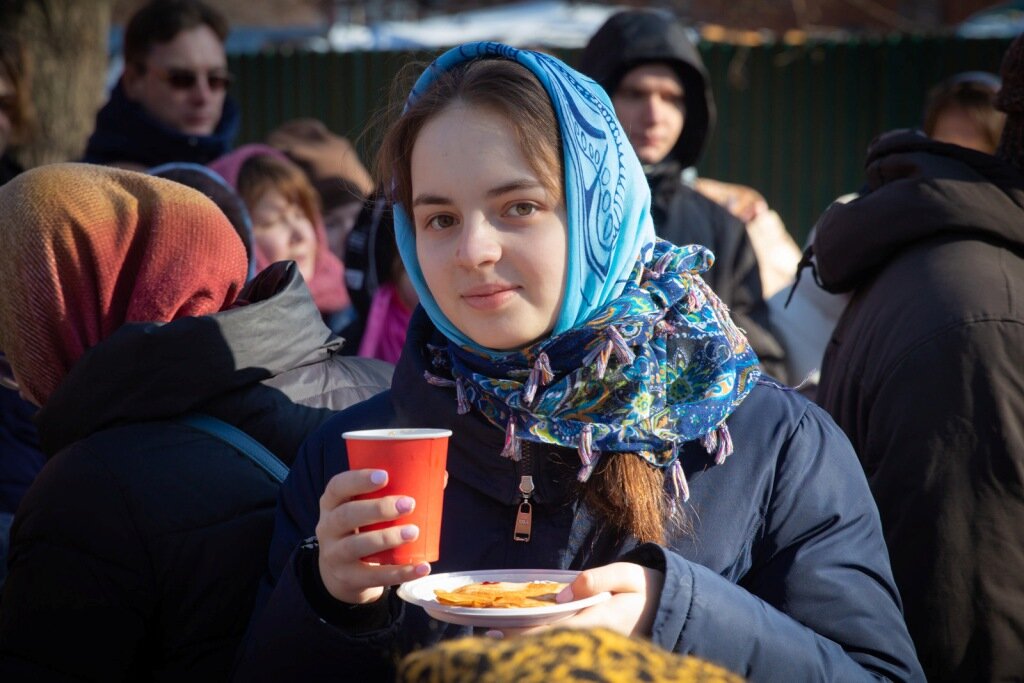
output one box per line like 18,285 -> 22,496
210,144 -> 353,333
235,44 -> 924,681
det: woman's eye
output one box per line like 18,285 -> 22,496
508,202 -> 537,217
426,214 -> 456,231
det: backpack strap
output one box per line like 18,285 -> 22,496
177,413 -> 288,483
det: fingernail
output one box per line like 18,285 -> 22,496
370,470 -> 387,485
556,586 -> 574,603
400,524 -> 419,541
414,562 -> 430,576
485,630 -> 504,639
395,496 -> 415,514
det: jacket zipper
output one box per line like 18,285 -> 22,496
513,441 -> 535,542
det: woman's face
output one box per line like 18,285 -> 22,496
411,103 -> 567,350
249,188 -> 318,282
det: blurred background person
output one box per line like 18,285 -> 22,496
210,144 -> 354,334
337,190 -> 418,364
83,0 -> 239,170
0,33 -> 32,185
266,118 -> 374,262
769,70 -> 1006,398
579,9 -> 788,383
923,71 -> 1005,154
813,35 -> 1024,681
0,164 -> 391,681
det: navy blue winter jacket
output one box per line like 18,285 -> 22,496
236,310 -> 923,682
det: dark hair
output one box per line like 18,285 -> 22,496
124,0 -> 229,67
376,57 -> 671,544
923,72 -> 1005,153
0,32 -> 35,147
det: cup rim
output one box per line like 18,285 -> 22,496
342,428 -> 453,440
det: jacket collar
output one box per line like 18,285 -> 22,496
812,130 -> 1024,293
37,263 -> 338,455
82,81 -> 239,168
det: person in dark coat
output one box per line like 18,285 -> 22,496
0,164 -> 392,681
83,0 -> 239,170
814,35 -> 1024,683
234,43 -> 922,682
578,10 -> 787,383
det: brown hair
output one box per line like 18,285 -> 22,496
124,0 -> 229,68
923,73 -> 1005,154
375,57 -> 670,544
374,58 -> 563,210
236,153 -> 321,228
0,32 -> 35,147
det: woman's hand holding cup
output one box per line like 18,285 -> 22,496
315,468 -> 431,605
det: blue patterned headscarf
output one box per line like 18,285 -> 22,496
393,43 -> 760,493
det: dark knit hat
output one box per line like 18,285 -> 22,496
996,33 -> 1024,169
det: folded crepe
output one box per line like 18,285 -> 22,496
434,581 -> 567,608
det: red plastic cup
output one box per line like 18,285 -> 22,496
343,428 -> 451,565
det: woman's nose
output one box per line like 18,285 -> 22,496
455,214 -> 501,268
288,213 -> 312,244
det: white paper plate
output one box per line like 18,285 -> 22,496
397,569 -> 611,628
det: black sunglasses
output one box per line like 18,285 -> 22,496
147,64 -> 233,92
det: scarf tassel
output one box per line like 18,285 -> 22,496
670,457 -> 690,502
606,326 -> 636,365
701,424 -> 734,466
651,251 -> 675,277
500,417 -> 521,461
423,371 -> 456,388
522,352 -> 554,406
685,290 -> 701,312
696,278 -> 747,353
582,342 -> 612,380
576,424 -> 597,482
455,378 -> 470,415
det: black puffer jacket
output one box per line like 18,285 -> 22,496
0,263 -> 392,682
815,130 -> 1024,682
578,11 -> 787,382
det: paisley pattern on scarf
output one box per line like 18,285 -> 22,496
394,42 -> 656,353
426,240 -> 761,491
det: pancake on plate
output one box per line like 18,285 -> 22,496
434,581 -> 567,608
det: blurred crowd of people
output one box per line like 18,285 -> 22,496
0,1 -> 1021,681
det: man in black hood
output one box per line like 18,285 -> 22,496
579,10 -> 787,382
814,35 -> 1024,682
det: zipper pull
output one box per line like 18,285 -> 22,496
514,475 -> 534,542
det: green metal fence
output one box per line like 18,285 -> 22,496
229,35 -> 1012,243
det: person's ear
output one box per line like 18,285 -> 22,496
122,63 -> 145,101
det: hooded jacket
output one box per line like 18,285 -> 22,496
83,81 -> 240,169
578,11 -> 787,382
815,130 -> 1024,682
233,307 -> 922,682
0,264 -> 392,682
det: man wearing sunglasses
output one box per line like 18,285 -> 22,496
83,0 -> 239,170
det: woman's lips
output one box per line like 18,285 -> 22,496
461,284 -> 519,310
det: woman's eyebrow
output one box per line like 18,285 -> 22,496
412,193 -> 451,207
486,179 -> 543,198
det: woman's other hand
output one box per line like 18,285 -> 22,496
315,469 -> 431,604
488,562 -> 665,639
